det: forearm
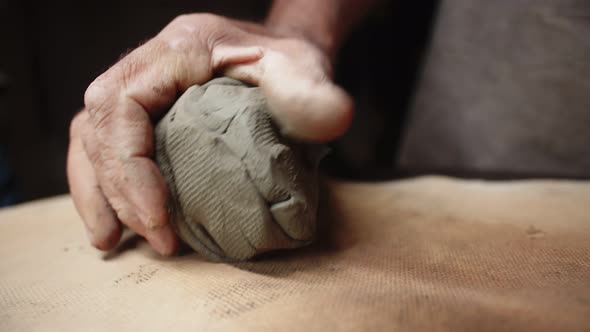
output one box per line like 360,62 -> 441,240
265,0 -> 378,58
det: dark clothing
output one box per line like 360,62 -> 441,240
400,0 -> 590,178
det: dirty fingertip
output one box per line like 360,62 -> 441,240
146,224 -> 178,256
85,220 -> 123,251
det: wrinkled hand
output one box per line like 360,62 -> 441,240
67,14 -> 353,255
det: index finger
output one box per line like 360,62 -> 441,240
82,36 -> 210,252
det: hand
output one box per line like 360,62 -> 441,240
67,13 -> 354,255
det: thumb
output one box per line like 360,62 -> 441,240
218,40 -> 354,142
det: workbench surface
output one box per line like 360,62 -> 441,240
1,177 -> 589,331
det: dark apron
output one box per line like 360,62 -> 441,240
399,0 -> 590,178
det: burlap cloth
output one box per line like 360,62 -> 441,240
1,177 -> 589,331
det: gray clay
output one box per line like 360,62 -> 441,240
155,78 -> 320,261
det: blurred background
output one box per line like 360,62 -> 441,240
0,1 -> 439,205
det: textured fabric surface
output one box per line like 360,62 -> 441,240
155,78 -> 319,261
1,177 -> 589,331
399,0 -> 590,177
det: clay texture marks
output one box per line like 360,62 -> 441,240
155,78 -> 319,261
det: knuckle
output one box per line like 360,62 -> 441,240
69,111 -> 88,139
168,13 -> 225,47
115,57 -> 140,90
89,106 -> 115,132
170,13 -> 191,26
84,49 -> 142,128
198,14 -> 226,40
150,35 -> 177,56
84,80 -> 114,129
84,71 -> 115,111
195,13 -> 224,28
172,12 -> 219,27
84,72 -> 124,130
